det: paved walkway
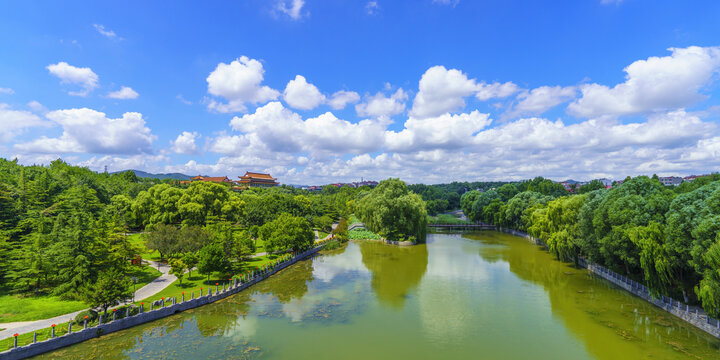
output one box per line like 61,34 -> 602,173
0,260 -> 175,340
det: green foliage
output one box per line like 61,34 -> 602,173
333,218 -> 349,242
82,269 -> 132,316
73,309 -> 98,325
578,180 -> 606,193
355,179 -> 427,242
197,243 -> 231,280
428,214 -> 471,225
168,258 -> 188,285
259,213 -> 315,252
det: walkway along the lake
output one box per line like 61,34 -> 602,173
0,244 -> 327,360
496,227 -> 720,339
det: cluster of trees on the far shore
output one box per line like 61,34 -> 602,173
462,174 -> 720,317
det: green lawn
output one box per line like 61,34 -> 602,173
318,230 -> 329,239
133,254 -> 282,306
253,237 -> 266,253
0,264 -> 161,324
428,213 -> 472,225
0,294 -> 86,324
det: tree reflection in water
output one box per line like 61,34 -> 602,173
359,241 -> 429,308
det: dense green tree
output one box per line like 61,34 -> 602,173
145,224 -> 179,260
355,179 -> 427,242
197,243 -> 230,280
260,213 -> 315,252
168,258 -> 188,285
83,269 -> 132,316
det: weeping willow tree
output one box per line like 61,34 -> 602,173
354,179 -> 427,243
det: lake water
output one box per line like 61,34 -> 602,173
35,232 -> 720,359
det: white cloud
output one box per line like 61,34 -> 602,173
0,104 -> 50,142
170,131 -> 200,154
93,24 -> 120,39
475,82 -> 520,101
508,85 -> 577,117
276,0 -> 306,20
356,88 -> 407,117
386,110 -> 492,153
47,62 -> 99,97
0,88 -> 13,95
568,46 -> 720,118
227,101 -> 388,155
15,108 -> 155,154
328,90 -> 360,110
366,1 -> 380,15
27,101 -> 46,113
107,86 -> 139,100
411,66 -> 479,118
283,75 -> 326,110
206,56 -> 280,113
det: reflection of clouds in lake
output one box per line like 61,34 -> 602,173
225,315 -> 258,340
312,243 -> 369,283
418,237 -> 505,342
424,238 -> 493,282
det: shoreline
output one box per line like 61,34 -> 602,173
350,238 -> 416,246
494,226 -> 720,340
0,245 -> 326,360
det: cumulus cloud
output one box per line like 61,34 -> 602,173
356,88 -> 407,117
568,46 -> 720,118
508,85 -> 577,117
170,131 -> 200,154
227,101 -> 388,155
411,66 -> 478,118
47,62 -> 99,96
386,111 -> 492,153
107,86 -> 139,99
328,90 -> 360,110
206,56 -> 280,113
0,104 -> 50,142
283,75 -> 326,110
15,108 -> 155,154
276,0 -> 306,20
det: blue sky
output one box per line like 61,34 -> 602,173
1,0 -> 720,184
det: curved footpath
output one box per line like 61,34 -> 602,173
0,260 -> 175,340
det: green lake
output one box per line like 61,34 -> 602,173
35,232 -> 720,359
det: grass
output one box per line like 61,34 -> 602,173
428,213 -> 472,225
348,229 -> 381,240
0,264 -> 161,324
253,237 -> 266,253
317,230 -> 329,239
2,321 -> 74,351
0,294 -> 86,324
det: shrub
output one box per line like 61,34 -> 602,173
73,309 -> 98,325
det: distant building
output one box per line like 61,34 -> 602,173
237,172 -> 279,187
683,174 -> 709,182
190,175 -> 233,184
658,176 -> 683,186
559,181 -> 575,192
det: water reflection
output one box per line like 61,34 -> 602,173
359,241 -> 429,308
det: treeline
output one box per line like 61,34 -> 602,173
0,159 -> 362,302
464,174 -> 720,317
409,181 -> 511,215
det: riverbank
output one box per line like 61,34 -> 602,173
0,245 -> 326,360
351,238 -> 415,246
496,227 -> 720,339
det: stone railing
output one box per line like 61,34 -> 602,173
0,245 -> 326,360
495,226 -> 720,339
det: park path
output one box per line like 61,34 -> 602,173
0,260 -> 175,340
